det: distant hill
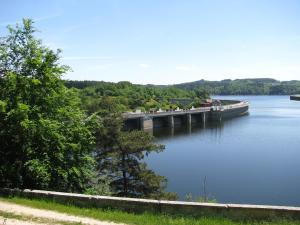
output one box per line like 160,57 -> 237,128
175,78 -> 277,89
65,78 -> 300,95
174,78 -> 300,95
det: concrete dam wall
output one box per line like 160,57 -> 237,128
123,100 -> 249,130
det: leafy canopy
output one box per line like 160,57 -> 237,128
0,19 -> 96,192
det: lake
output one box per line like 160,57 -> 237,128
146,95 -> 300,206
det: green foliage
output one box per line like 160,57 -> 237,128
67,78 -> 300,101
0,19 -> 96,192
65,80 -> 206,113
0,100 -> 6,112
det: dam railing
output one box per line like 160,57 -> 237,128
123,107 -> 211,119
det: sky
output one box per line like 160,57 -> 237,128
1,0 -> 300,84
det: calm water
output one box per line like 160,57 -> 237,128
146,96 -> 300,206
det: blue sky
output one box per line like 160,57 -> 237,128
1,0 -> 300,84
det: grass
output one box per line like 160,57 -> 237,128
1,196 -> 300,225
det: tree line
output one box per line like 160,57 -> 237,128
66,78 -> 300,99
174,79 -> 300,95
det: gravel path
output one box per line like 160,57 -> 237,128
0,200 -> 125,225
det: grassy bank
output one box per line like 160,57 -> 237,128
1,196 -> 300,225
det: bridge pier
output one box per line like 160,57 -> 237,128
201,112 -> 207,125
202,112 -> 211,128
168,115 -> 174,128
140,117 -> 153,130
186,113 -> 191,127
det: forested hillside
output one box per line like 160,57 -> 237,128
65,80 -> 209,113
66,78 -> 300,99
174,79 -> 300,95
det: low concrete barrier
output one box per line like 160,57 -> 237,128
1,188 -> 300,220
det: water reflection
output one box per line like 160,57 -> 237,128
145,96 -> 300,206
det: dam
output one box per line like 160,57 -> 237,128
123,100 -> 249,130
290,95 -> 300,101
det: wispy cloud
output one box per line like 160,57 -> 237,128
0,12 -> 63,27
139,63 -> 150,68
62,56 -> 113,61
35,13 -> 62,22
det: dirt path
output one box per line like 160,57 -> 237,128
0,216 -> 46,225
0,200 -> 125,225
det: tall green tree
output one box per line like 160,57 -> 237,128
94,102 -> 176,199
97,128 -> 177,199
0,19 -> 96,192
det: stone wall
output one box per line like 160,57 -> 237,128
1,188 -> 300,220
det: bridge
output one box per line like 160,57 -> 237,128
123,100 -> 249,130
